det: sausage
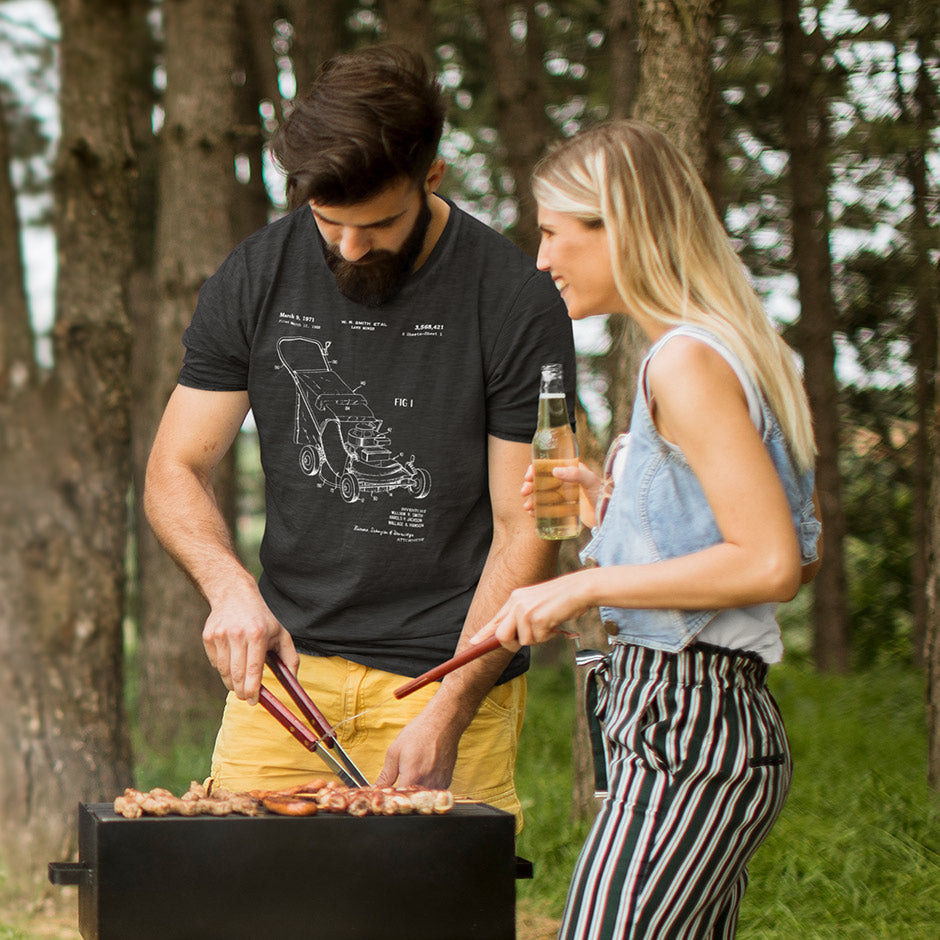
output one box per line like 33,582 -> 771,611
260,794 -> 320,817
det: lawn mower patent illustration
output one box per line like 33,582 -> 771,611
276,336 -> 431,504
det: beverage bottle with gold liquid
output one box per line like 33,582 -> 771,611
532,363 -> 580,540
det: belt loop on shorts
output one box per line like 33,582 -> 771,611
575,648 -> 609,799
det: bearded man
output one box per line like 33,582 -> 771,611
144,44 -> 575,829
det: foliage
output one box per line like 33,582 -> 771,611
840,388 -> 916,667
0,3 -> 56,224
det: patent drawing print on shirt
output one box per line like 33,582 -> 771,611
275,334 -> 432,506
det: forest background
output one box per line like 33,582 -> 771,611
0,0 -> 938,935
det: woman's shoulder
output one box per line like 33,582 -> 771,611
644,329 -> 753,441
646,329 -> 738,390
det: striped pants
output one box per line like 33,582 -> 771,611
560,642 -> 791,940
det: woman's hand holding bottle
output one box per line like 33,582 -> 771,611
521,460 -> 604,529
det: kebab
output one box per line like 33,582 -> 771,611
113,778 -> 454,819
255,779 -> 455,817
114,780 -> 264,818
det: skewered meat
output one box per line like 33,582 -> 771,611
114,779 -> 455,819
258,781 -> 455,817
113,782 -> 264,819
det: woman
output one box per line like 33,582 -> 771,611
472,121 -> 822,939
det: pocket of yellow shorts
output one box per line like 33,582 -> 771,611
451,677 -> 525,803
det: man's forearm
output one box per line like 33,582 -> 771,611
432,531 -> 560,728
144,386 -> 254,605
144,459 -> 254,606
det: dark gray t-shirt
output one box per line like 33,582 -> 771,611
179,201 -> 575,680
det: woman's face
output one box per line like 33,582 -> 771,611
536,208 -> 625,320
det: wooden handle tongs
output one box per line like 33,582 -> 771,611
258,651 -> 370,788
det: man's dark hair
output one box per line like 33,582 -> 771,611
273,44 -> 447,210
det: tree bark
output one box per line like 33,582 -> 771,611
379,0 -> 435,62
906,3 -> 940,791
0,0 -> 135,894
901,26 -> 938,671
283,0 -> 343,97
0,99 -> 35,384
232,0 -> 277,241
134,0 -> 239,748
780,0 -> 851,672
634,0 -> 718,173
927,251 -> 940,788
607,0 -> 640,122
570,247 -> 646,825
566,0 -> 719,825
602,0 -> 645,438
477,0 -> 552,255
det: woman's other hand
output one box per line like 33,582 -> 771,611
471,572 -> 593,651
522,461 -> 603,529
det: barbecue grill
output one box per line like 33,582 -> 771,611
50,801 -> 532,940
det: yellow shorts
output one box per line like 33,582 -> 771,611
209,653 -> 526,831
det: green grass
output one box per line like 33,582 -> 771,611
514,661 -> 940,938
740,666 -> 940,939
515,663 -> 593,917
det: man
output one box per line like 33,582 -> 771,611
144,44 -> 575,828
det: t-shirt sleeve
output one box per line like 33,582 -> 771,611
178,248 -> 253,391
484,271 -> 577,442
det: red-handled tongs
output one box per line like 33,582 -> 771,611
391,629 -> 579,699
258,651 -> 369,788
392,635 -> 503,699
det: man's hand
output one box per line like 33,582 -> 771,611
201,578 -> 299,706
373,700 -> 465,790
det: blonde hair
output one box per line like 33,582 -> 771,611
533,120 -> 816,470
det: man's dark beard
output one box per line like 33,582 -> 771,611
323,197 -> 432,307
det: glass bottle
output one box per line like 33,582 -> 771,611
531,363 -> 580,540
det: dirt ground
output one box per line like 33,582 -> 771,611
12,893 -> 560,939
515,904 -> 562,940
5,892 -> 80,939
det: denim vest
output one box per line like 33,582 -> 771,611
581,325 -> 820,654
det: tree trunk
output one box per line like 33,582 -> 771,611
231,8 -> 275,245
0,101 -> 35,381
634,0 -> 718,173
908,4 -> 940,791
0,0 -> 135,895
477,0 -> 552,255
927,256 -> 940,789
235,0 -> 282,134
566,0 -> 720,826
780,0 -> 851,673
901,27 -> 938,670
604,0 -> 646,432
283,0 -> 343,97
134,0 -> 239,750
126,0 -> 160,658
607,0 -> 640,122
379,0 -> 435,61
